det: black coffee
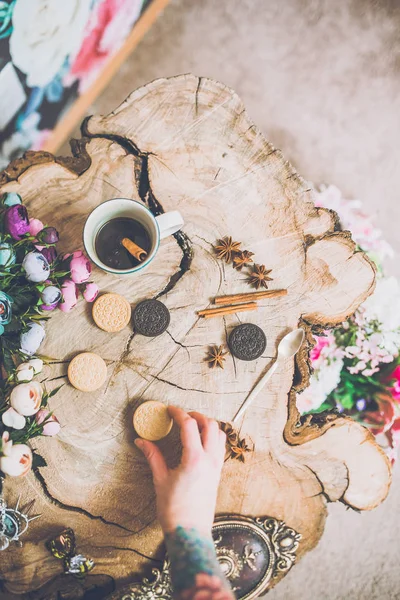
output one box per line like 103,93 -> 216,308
95,217 -> 151,269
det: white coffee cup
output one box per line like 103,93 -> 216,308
83,198 -> 184,274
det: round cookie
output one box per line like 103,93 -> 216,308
92,293 -> 131,333
133,401 -> 173,441
132,299 -> 170,337
228,323 -> 267,361
68,352 -> 108,392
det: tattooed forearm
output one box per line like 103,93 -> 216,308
165,526 -> 235,600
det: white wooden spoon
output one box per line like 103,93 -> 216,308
232,328 -> 305,424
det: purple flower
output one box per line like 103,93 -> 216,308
37,226 -> 59,245
356,398 -> 367,411
40,246 -> 57,264
4,205 -> 29,240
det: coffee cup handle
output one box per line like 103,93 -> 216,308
155,211 -> 184,239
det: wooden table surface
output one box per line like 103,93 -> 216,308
0,75 -> 390,598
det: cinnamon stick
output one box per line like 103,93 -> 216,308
197,302 -> 257,318
214,289 -> 287,305
122,237 -> 147,262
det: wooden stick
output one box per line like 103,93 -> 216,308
197,302 -> 257,318
214,289 -> 287,305
122,237 -> 147,261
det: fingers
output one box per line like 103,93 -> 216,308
135,439 -> 168,483
168,406 -> 203,459
189,412 -> 220,454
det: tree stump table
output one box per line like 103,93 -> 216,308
0,75 -> 391,599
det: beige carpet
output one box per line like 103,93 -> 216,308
70,0 -> 400,598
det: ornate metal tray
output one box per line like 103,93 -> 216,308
105,515 -> 301,600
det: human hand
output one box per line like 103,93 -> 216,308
135,406 -> 226,535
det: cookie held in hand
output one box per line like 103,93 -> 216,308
133,401 -> 173,441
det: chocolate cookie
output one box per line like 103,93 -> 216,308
132,299 -> 170,337
228,323 -> 266,361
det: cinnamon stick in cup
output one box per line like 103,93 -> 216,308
122,237 -> 148,262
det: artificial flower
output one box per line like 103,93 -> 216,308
2,407 -> 26,430
10,0 -> 92,87
314,185 -> 394,266
0,442 -> 32,477
0,242 -> 16,268
69,251 -> 92,283
66,0 -> 144,92
28,357 -> 43,374
10,381 -> 43,416
0,291 -> 13,336
4,204 -> 30,240
296,358 -> 344,415
58,279 -> 78,313
386,365 -> 400,402
41,285 -> 62,307
22,251 -> 50,282
83,282 -> 99,302
41,246 -> 57,265
35,409 -> 61,436
37,226 -> 59,245
0,432 -> 12,456
362,393 -> 395,435
3,192 -> 22,207
20,322 -> 46,355
29,218 -> 44,236
15,362 -> 35,382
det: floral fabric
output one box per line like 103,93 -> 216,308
0,0 -> 148,169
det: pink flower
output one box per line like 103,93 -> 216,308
310,333 -> 335,363
383,365 -> 400,402
59,280 -> 79,313
35,409 -> 61,436
65,0 -> 143,92
29,218 -> 44,236
83,282 -> 99,302
69,251 -> 92,284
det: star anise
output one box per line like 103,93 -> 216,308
232,250 -> 254,271
219,422 -> 252,463
206,345 -> 227,369
214,236 -> 241,263
247,263 -> 273,289
219,421 -> 239,445
229,437 -> 251,463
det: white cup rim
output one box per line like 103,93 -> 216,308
83,198 -> 160,275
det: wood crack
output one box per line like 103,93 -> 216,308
82,127 -> 195,301
33,466 -> 139,535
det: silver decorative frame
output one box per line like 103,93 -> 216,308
105,515 -> 301,600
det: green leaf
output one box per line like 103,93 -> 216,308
49,384 -> 64,397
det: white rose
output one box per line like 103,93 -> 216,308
20,323 -> 46,356
22,252 -> 50,283
2,407 -> 26,430
0,443 -> 32,477
15,362 -> 34,382
10,0 -> 91,87
28,358 -> 44,375
10,381 -> 43,416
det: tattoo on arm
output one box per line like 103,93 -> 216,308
165,526 -> 235,600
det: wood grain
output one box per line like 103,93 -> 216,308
0,75 -> 391,597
